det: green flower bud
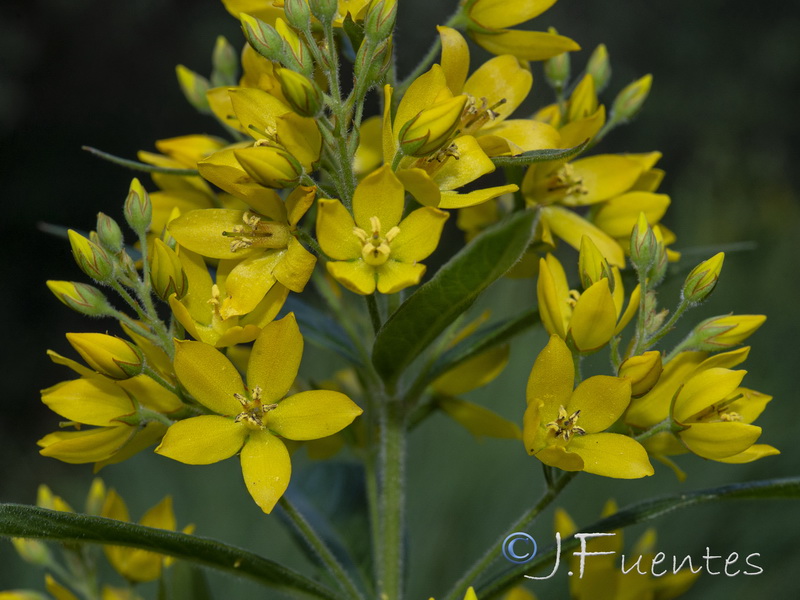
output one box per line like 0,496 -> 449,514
150,238 -> 189,300
544,29 -> 570,93
284,0 -> 311,31
96,212 -> 124,254
587,44 -> 611,93
175,64 -> 212,114
66,332 -> 145,379
68,230 -> 115,283
629,212 -> 657,274
276,68 -> 323,117
398,95 -> 467,157
47,280 -> 113,316
211,36 -> 238,87
682,252 -> 724,305
241,13 -> 287,63
234,146 -> 304,188
365,0 -> 397,43
124,178 -> 152,235
611,74 -> 652,124
354,37 -> 392,85
310,0 -> 339,25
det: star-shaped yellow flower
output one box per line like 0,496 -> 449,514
316,165 -> 449,295
156,314 -> 362,513
523,335 -> 653,478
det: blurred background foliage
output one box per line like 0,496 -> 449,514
1,0 -> 798,598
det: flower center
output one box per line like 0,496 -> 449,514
693,396 -> 744,424
223,211 -> 291,252
233,386 -> 277,430
546,405 -> 586,442
530,163 -> 588,205
459,94 -> 506,136
353,216 -> 400,266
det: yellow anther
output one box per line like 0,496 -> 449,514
353,216 -> 400,267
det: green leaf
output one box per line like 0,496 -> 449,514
428,308 -> 539,383
0,504 -> 345,600
282,296 -> 362,365
341,14 -> 365,60
490,140 -> 589,168
82,146 -> 200,176
477,476 -> 800,599
372,209 -> 538,386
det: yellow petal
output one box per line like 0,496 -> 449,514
396,168 -> 442,207
569,279 -> 618,351
354,115 -> 384,175
240,282 -> 290,328
716,444 -> 780,464
376,261 -> 426,294
276,112 -> 321,170
353,165 -> 405,231
438,396 -> 521,440
117,375 -> 183,414
173,340 -> 245,415
679,422 -> 762,460
438,184 -> 518,209
569,433 -> 654,478
391,207 -> 449,262
592,192 -> 671,239
471,30 -> 580,62
269,390 -> 362,440
93,422 -> 167,471
176,247 -> 213,323
327,260 -> 377,295
559,106 -> 606,149
469,0 -> 557,30
463,55 -> 531,123
477,119 -> 561,156
568,375 -> 631,432
438,26 -> 470,94
673,368 -> 747,423
566,155 -> 643,205
240,431 -> 291,513
38,426 -> 133,464
394,65 -> 450,144
536,257 -> 568,338
247,314 -> 303,402
285,185 -> 316,227
382,84 -> 396,165
168,209 -> 258,260
156,416 -> 246,464
526,335 -> 574,411
316,198 -> 361,259
220,251 -> 281,317
535,444 -> 584,471
273,237 -> 317,292
228,87 -> 291,141
540,205 -> 625,267
434,135 -> 495,191
42,377 -> 133,426
432,345 -> 510,396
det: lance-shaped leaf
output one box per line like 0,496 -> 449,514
372,209 -> 537,386
0,504 -> 346,600
490,139 -> 590,168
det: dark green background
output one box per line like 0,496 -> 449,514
2,0 -> 798,598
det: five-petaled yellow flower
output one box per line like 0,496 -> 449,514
317,165 -> 449,295
156,314 -> 363,513
523,335 -> 653,478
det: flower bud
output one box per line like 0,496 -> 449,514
47,280 -> 113,316
544,29 -> 570,93
275,17 -> 314,76
398,95 -> 468,157
365,0 -> 397,42
685,314 -> 766,350
66,333 -> 145,379
85,478 -> 107,516
175,64 -> 212,114
276,68 -> 323,117
586,44 -> 611,93
682,252 -> 724,305
68,230 -> 115,283
150,238 -> 189,300
611,74 -> 652,124
355,37 -> 392,84
124,178 -> 152,235
284,0 -> 312,30
96,212 -> 124,254
567,74 -> 597,123
309,0 -> 339,25
241,13 -> 287,63
211,36 -> 238,87
12,537 -> 52,566
234,146 -> 303,188
618,351 -> 663,397
578,235 -> 613,290
629,212 -> 657,274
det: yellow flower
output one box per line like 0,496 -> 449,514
316,165 -> 449,295
167,186 -> 317,318
537,251 -> 638,352
221,0 -> 371,27
464,0 -> 580,61
65,333 -> 144,380
155,314 -> 363,513
523,335 -> 653,478
168,245 -> 289,347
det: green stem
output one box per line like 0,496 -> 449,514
646,298 -> 691,349
377,400 -> 406,600
278,496 -> 366,600
295,228 -> 328,259
82,146 -> 199,176
444,472 -> 578,600
366,294 -> 382,335
633,418 -> 676,443
142,365 -> 180,396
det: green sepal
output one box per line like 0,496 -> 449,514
0,503 -> 346,600
372,209 -> 538,386
490,139 -> 590,168
342,13 -> 365,56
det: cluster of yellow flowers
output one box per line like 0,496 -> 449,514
6,0 -> 778,598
